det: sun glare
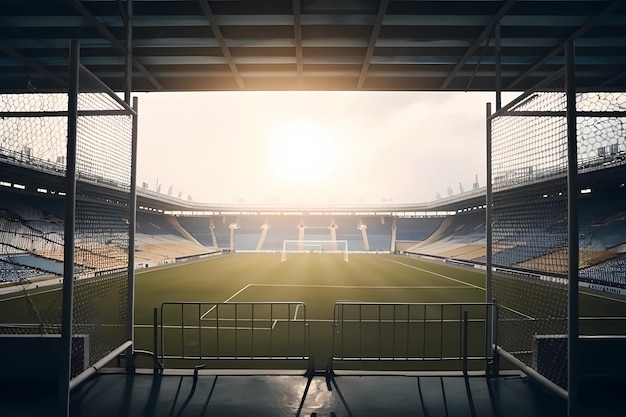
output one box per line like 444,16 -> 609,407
269,122 -> 337,184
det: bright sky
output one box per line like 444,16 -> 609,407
136,91 -> 514,205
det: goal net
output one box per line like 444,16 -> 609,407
281,240 -> 349,262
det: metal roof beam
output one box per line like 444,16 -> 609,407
293,0 -> 303,87
440,0 -> 516,89
599,69 -> 626,88
198,0 -> 244,90
0,42 -> 66,88
357,0 -> 390,90
507,0 -> 623,90
69,0 -> 163,90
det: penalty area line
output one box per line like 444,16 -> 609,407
200,283 -> 252,320
250,284 -> 471,289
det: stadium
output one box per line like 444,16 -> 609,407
1,1 -> 626,417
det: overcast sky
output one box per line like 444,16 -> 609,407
136,91 -> 515,205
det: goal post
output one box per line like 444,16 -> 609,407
281,240 -> 349,262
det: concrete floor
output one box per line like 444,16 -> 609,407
2,368 -> 624,417
2,369 -> 578,417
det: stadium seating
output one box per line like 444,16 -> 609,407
257,216 -> 299,250
3,184 -> 626,291
176,216 -> 215,246
405,211 -> 486,260
232,216 -> 265,250
334,215 -> 366,251
395,217 -> 443,241
360,216 -> 393,251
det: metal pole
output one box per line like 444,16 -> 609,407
495,23 -> 502,110
126,97 -> 138,370
69,341 -> 133,390
485,102 -> 496,375
565,40 -> 579,417
153,307 -> 159,373
496,347 -> 568,400
462,311 -> 469,376
124,0 -> 133,103
59,40 -> 79,417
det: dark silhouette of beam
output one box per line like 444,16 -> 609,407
198,0 -> 245,89
70,0 -> 163,90
357,0 -> 390,90
507,0 -> 622,90
440,0 -> 516,89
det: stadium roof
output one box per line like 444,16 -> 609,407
1,0 -> 625,93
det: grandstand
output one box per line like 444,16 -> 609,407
6,174 -> 626,291
1,2 -> 626,417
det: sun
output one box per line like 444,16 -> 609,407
269,122 -> 338,184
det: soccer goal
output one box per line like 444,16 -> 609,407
281,240 -> 349,262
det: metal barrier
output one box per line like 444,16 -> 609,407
329,302 -> 497,373
158,301 -> 311,369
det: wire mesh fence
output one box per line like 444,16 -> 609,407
490,79 -> 626,389
0,61 -> 135,379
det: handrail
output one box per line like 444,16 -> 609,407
69,340 -> 132,390
495,346 -> 568,400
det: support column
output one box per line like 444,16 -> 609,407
124,0 -> 133,103
486,102 -> 496,375
495,23 -> 502,110
59,40 -> 79,417
390,218 -> 397,253
126,97 -> 138,368
565,40 -> 579,417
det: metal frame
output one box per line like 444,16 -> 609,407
58,39 -> 80,417
158,301 -> 311,370
565,40 -> 580,417
55,41 -> 138,416
2,1 -> 625,92
328,302 -> 497,374
486,44 -> 584,413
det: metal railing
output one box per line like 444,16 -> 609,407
158,301 -> 310,368
329,302 -> 497,373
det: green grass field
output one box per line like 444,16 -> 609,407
134,253 -> 490,370
1,253 -> 625,371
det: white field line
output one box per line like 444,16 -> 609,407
0,277 -> 62,297
381,258 -> 626,317
380,257 -> 485,291
579,290 -> 626,304
223,284 -> 252,303
250,284 -> 471,289
0,287 -> 61,302
200,283 -> 252,320
498,304 -> 536,320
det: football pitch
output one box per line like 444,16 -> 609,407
134,253 -> 490,370
132,253 -> 626,370
1,253 -> 625,372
